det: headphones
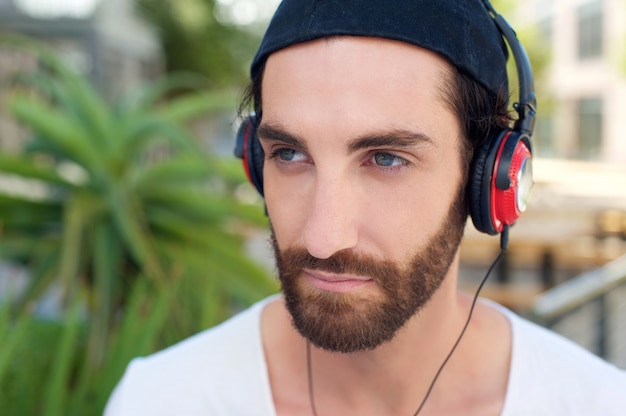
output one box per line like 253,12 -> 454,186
235,1 -> 536,237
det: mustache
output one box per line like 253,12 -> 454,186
275,245 -> 403,283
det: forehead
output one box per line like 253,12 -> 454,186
260,36 -> 459,142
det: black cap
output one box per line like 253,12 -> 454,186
251,0 -> 509,96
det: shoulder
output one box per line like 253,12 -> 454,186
497,305 -> 626,416
104,295 -> 278,416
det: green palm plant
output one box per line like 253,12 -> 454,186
0,36 -> 276,371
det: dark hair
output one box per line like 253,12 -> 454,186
237,62 -> 265,124
440,66 -> 512,180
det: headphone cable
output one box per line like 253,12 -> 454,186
413,225 -> 509,415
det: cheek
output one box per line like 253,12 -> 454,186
263,169 -> 308,246
360,185 -> 440,256
360,165 -> 463,260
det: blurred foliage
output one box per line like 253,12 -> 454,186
0,35 -> 276,415
136,0 -> 260,88
0,280 -> 194,415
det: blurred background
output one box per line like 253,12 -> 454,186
0,0 -> 624,414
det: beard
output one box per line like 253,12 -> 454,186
271,185 -> 468,354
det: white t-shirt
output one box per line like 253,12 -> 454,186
105,296 -> 626,415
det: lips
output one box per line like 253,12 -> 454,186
302,268 -> 374,293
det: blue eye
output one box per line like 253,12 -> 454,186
373,153 -> 405,167
277,149 -> 298,161
273,148 -> 306,162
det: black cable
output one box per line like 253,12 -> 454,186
413,225 -> 509,415
307,340 -> 319,416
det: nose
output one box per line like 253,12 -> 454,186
301,173 -> 359,259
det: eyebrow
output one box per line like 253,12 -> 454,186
256,123 -> 435,154
347,130 -> 435,154
257,123 -> 308,150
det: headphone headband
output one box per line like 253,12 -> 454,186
482,0 -> 537,137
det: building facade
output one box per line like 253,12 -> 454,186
519,0 -> 626,164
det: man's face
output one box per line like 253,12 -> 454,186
258,37 -> 467,353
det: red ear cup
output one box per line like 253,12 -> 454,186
235,117 -> 254,185
234,115 -> 265,196
468,130 -> 533,235
490,132 -> 533,233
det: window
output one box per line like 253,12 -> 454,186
576,98 -> 603,160
537,16 -> 553,51
577,1 -> 604,60
535,116 -> 556,157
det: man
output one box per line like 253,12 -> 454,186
106,1 -> 626,415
